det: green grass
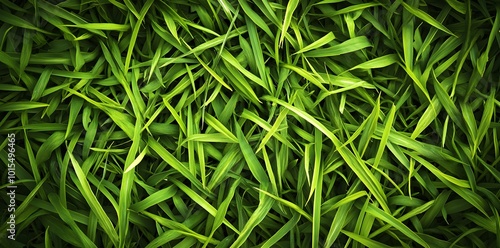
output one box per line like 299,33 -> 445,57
1,0 -> 500,247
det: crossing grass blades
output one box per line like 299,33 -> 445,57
1,0 -> 500,247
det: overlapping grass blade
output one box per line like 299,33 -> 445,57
68,152 -> 119,246
1,0 -> 499,247
365,204 -> 429,248
304,36 -> 372,57
230,190 -> 274,248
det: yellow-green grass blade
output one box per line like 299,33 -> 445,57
203,178 -> 240,248
400,1 -> 456,37
64,97 -> 84,139
238,0 -> 273,38
235,120 -> 269,185
23,130 -> 41,184
358,96 -> 381,157
163,99 -> 187,136
432,74 -> 466,133
0,101 -> 49,111
262,95 -> 390,214
373,104 -> 396,169
147,137 -> 204,192
195,54 -> 233,92
19,30 -> 32,78
204,113 -> 238,142
279,0 -> 300,46
260,213 -> 301,248
171,179 -> 239,234
255,188 -> 312,221
240,109 -> 297,152
0,8 -> 52,34
207,148 -> 241,191
348,54 -> 399,71
65,23 -> 130,31
35,132 -> 65,166
230,191 -> 274,248
366,204 -> 430,248
324,3 -> 381,15
475,90 -> 495,155
129,185 -> 177,212
118,118 -> 143,247
256,107 -> 289,153
411,98 -> 442,139
48,193 -> 97,248
246,17 -> 271,93
324,201 -> 353,247
68,152 -> 119,246
0,175 -> 48,233
311,156 -> 323,248
304,36 -> 372,57
261,146 -> 279,196
342,230 -> 392,248
124,0 -> 155,72
307,129 -> 323,202
220,49 -> 268,91
294,32 -> 335,54
369,200 -> 435,238
282,63 -> 328,92
141,211 -> 220,245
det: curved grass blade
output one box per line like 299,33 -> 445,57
230,191 -> 274,248
262,95 -> 390,213
366,204 -> 429,248
400,1 -> 457,37
279,0 -> 300,46
68,152 -> 119,246
304,36 -> 372,57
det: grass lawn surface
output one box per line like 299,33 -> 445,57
1,0 -> 500,247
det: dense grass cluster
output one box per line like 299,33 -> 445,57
1,0 -> 500,247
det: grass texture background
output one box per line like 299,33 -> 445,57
1,0 -> 500,247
